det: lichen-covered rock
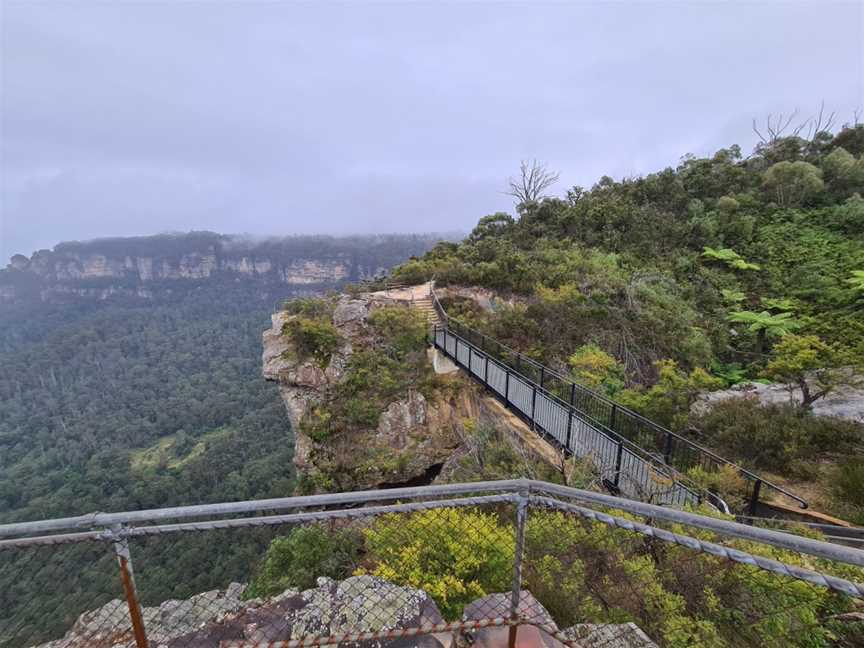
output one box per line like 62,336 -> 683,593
561,623 -> 658,647
36,583 -> 247,648
378,392 -> 428,449
692,379 -> 864,423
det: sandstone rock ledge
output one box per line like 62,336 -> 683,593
37,578 -> 658,648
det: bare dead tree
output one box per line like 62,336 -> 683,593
803,100 -> 836,140
753,103 -> 840,148
752,110 -> 801,146
505,159 -> 559,205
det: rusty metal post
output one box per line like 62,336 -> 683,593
508,490 -> 529,648
112,526 -> 149,648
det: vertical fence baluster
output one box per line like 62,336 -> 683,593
508,491 -> 529,648
530,384 -> 537,430
748,479 -> 763,517
112,526 -> 149,648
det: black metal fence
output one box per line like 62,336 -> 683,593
435,320 -> 807,515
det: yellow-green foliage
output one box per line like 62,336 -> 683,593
361,508 -> 514,619
619,360 -> 723,430
567,343 -> 624,396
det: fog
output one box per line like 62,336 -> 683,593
2,1 -> 862,260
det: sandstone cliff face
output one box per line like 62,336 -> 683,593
263,291 -> 562,493
262,293 -> 465,491
7,249 -> 352,285
0,233 -> 441,304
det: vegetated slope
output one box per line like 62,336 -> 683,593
393,124 -> 864,520
0,286 -> 295,523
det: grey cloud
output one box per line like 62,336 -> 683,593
2,1 -> 862,260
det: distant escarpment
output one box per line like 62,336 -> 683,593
0,231 -> 445,304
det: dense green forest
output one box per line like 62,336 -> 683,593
0,285 -> 295,523
394,124 -> 864,520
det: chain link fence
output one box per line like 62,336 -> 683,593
1,480 -> 863,648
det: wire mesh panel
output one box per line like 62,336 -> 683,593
523,497 -> 864,648
434,328 -> 445,349
1,484 -> 863,648
117,503 -> 520,646
0,537 -> 124,648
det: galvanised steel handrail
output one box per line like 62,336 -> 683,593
437,317 -> 807,514
0,479 -> 859,567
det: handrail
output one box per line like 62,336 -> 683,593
435,306 -> 807,512
1,479 -> 859,567
435,326 -> 710,510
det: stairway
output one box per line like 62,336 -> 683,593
411,294 -> 442,327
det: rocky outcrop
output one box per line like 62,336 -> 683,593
36,577 -> 445,648
37,579 -> 658,648
262,293 -> 468,490
263,287 -> 568,492
693,380 -> 864,423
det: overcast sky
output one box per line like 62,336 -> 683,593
1,1 -> 862,261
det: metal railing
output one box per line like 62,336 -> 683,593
1,480 -> 862,648
434,319 -> 807,514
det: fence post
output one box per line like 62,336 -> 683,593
748,479 -> 763,517
530,385 -> 537,430
112,526 -> 149,648
663,432 -> 674,465
483,353 -> 489,385
565,406 -> 574,451
569,382 -> 576,408
468,346 -> 473,375
613,441 -> 624,490
609,404 -> 618,431
504,369 -> 511,407
508,490 -> 529,648
539,367 -> 545,389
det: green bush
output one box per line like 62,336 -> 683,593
832,459 -> 864,522
284,297 -> 334,319
282,317 -> 342,368
245,525 -> 363,598
368,306 -> 428,358
694,398 -> 863,475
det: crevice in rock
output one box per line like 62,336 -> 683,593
379,462 -> 445,489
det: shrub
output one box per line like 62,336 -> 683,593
282,317 -> 342,368
568,343 -> 624,396
245,525 -> 362,598
619,360 -> 723,430
284,297 -> 334,319
832,459 -> 864,522
694,398 -> 863,475
362,508 -> 514,619
368,306 -> 428,358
